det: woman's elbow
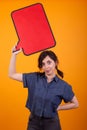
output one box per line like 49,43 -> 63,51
8,73 -> 13,79
8,72 -> 15,79
71,96 -> 79,108
75,101 -> 79,108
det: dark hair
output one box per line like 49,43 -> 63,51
38,50 -> 64,78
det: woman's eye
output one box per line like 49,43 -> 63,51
47,61 -> 51,64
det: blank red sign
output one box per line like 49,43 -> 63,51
11,3 -> 56,55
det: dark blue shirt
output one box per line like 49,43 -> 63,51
23,72 -> 74,118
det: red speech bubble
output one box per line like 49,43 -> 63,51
11,3 -> 56,55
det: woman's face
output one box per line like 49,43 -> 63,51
42,56 -> 57,76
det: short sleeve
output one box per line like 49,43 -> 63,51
23,74 -> 28,88
63,83 -> 74,103
23,72 -> 37,88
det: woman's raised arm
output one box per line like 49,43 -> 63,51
8,46 -> 23,82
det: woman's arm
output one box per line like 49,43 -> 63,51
8,46 -> 23,82
57,96 -> 79,111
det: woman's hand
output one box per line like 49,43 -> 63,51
12,45 -> 22,55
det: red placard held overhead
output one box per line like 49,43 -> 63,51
11,3 -> 56,55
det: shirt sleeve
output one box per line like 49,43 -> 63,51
63,83 -> 75,103
23,72 -> 37,88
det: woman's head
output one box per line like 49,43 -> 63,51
38,50 -> 64,78
38,50 -> 58,68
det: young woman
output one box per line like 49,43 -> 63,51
8,46 -> 79,130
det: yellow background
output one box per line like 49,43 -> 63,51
0,0 -> 87,130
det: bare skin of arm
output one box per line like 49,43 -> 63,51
57,96 -> 79,111
8,46 -> 23,82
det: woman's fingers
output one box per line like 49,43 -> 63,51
12,45 -> 22,55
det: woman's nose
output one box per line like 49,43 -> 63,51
45,64 -> 49,69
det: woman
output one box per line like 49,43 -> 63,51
8,46 -> 79,130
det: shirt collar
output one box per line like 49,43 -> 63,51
40,72 -> 59,82
53,75 -> 59,82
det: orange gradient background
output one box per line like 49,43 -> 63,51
0,0 -> 87,130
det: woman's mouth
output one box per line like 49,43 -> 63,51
46,70 -> 50,73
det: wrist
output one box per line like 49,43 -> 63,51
12,52 -> 17,56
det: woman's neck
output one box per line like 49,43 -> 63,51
45,73 -> 56,83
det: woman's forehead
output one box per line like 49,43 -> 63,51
42,56 -> 53,62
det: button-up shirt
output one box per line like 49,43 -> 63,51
23,72 -> 74,118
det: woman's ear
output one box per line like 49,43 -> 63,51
55,61 -> 58,66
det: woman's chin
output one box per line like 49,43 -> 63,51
45,72 -> 51,76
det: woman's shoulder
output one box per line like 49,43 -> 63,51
23,72 -> 44,77
58,77 -> 72,88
